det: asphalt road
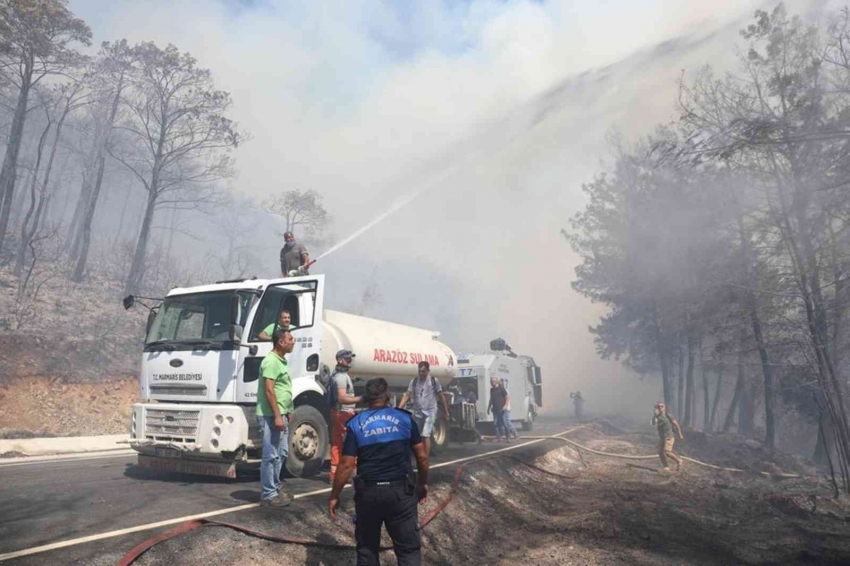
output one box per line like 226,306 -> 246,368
0,415 -> 574,565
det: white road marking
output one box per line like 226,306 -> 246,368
0,450 -> 136,468
0,426 -> 577,563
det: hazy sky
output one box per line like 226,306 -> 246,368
68,0 -> 813,414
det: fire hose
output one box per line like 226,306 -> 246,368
117,427 -> 808,564
518,435 -> 808,479
116,443 -> 581,565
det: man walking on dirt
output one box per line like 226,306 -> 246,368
329,349 -> 363,483
571,391 -> 584,422
398,361 -> 450,455
652,402 -> 684,472
257,328 -> 295,506
280,231 -> 310,277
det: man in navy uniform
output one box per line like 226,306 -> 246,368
328,377 -> 430,566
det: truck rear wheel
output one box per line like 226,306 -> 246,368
286,405 -> 328,478
430,414 -> 449,455
522,407 -> 534,431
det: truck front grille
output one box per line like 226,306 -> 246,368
145,409 -> 200,443
150,384 -> 207,396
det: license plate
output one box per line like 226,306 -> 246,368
138,455 -> 237,478
155,448 -> 181,459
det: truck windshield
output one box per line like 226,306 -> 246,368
146,291 -> 252,345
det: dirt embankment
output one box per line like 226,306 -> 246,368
0,264 -> 147,383
124,423 -> 850,566
0,375 -> 138,438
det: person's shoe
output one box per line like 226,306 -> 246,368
278,490 -> 295,504
260,494 -> 291,508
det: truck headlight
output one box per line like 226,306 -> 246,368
213,427 -> 221,437
215,414 -> 224,425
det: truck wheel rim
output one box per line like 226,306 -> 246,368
434,419 -> 445,444
293,422 -> 319,459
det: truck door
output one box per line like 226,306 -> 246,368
237,276 -> 325,403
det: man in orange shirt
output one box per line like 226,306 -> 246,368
329,350 -> 363,482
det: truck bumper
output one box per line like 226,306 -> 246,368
129,402 -> 256,459
137,454 -> 237,478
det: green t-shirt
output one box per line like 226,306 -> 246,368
256,351 -> 293,417
262,323 -> 295,337
655,413 -> 674,439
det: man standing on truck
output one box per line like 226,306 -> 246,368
257,328 -> 295,506
397,361 -> 450,455
258,310 -> 295,340
329,377 -> 429,566
487,377 -> 509,442
652,402 -> 684,472
329,349 -> 364,483
280,231 -> 310,277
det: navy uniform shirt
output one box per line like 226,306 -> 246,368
342,407 -> 422,481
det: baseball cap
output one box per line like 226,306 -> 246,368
336,349 -> 356,361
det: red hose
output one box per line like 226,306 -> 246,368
117,451 -> 577,565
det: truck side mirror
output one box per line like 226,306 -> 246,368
229,324 -> 243,344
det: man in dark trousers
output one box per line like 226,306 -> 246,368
487,377 -> 509,442
280,231 -> 310,277
329,378 -> 429,566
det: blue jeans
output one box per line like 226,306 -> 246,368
260,415 -> 289,501
502,410 -> 519,438
493,409 -> 506,438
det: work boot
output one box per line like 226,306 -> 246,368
260,494 -> 291,508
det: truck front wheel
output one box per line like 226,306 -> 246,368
286,405 -> 329,478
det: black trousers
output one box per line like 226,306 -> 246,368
354,482 -> 421,566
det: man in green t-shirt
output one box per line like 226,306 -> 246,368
258,327 -> 295,506
651,402 -> 684,472
258,310 -> 295,341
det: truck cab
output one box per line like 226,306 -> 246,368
130,275 -> 329,478
454,343 -> 542,433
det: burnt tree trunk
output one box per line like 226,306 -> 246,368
723,355 -> 745,434
0,67 -> 33,253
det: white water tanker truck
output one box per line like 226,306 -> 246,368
124,274 -> 541,478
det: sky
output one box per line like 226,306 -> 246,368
67,0 -> 822,415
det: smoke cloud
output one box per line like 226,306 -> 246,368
67,0 -> 825,416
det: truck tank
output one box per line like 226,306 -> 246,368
321,309 -> 457,389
